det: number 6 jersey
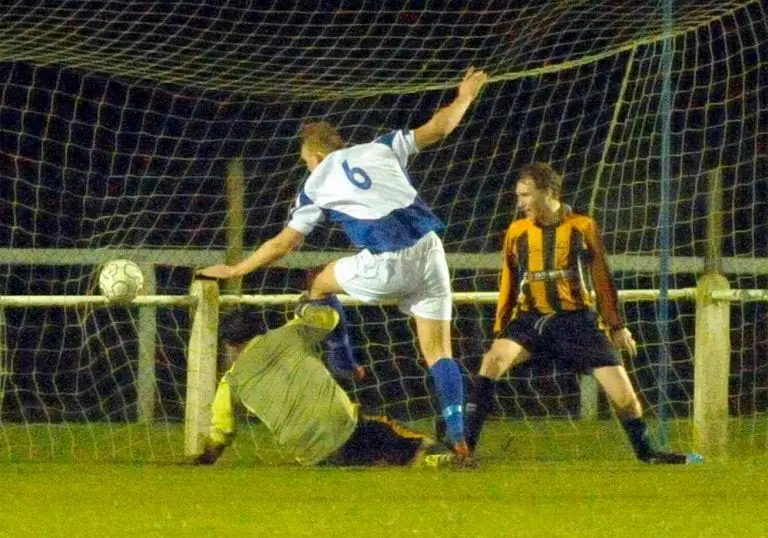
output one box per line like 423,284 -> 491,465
288,130 -> 444,254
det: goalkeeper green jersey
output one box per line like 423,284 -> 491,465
208,304 -> 359,465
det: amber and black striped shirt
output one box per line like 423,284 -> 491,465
494,208 -> 624,336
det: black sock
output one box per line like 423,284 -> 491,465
620,417 -> 655,461
466,375 -> 496,451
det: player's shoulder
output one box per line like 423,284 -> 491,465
562,210 -> 596,231
506,218 -> 535,236
356,130 -> 414,154
373,129 -> 406,147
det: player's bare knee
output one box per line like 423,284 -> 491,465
479,349 -> 508,380
611,393 -> 642,419
308,263 -> 338,300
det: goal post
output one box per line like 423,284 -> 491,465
137,262 -> 157,424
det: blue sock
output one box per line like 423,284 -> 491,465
308,295 -> 359,378
430,357 -> 465,443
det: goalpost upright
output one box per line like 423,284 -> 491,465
693,169 -> 730,458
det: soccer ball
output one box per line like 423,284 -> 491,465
99,259 -> 144,303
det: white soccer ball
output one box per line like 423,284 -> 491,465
99,259 -> 144,303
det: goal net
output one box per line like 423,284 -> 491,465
0,1 -> 765,462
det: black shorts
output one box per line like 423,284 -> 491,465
502,310 -> 620,374
323,414 -> 426,467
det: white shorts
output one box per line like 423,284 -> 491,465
333,232 -> 453,321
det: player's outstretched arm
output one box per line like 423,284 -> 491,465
413,66 -> 488,150
197,226 -> 305,280
193,377 -> 237,465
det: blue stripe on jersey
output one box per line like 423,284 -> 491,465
374,131 -> 396,148
298,190 -> 313,206
325,197 -> 444,254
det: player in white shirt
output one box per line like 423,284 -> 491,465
198,67 -> 488,457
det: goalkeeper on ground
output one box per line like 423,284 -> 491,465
194,297 -> 463,468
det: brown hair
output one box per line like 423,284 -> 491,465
518,162 -> 563,197
300,121 -> 345,154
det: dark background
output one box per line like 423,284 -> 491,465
0,1 -> 765,423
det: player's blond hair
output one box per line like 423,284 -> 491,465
519,162 -> 563,198
300,121 -> 345,155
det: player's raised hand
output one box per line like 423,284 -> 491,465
197,264 -> 237,280
611,327 -> 638,359
458,66 -> 489,102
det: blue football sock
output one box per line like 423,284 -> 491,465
308,295 -> 360,378
430,357 -> 465,443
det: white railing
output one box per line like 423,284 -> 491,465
2,275 -> 766,457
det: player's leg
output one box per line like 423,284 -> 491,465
405,235 -> 470,457
593,365 -> 697,464
312,247 -> 432,379
366,414 -> 430,466
308,261 -> 345,299
329,414 -> 427,466
306,261 -> 362,378
465,312 -> 540,453
412,314 -> 470,457
591,365 -> 654,460
546,311 -> 651,461
465,337 -> 531,452
545,311 -> 672,463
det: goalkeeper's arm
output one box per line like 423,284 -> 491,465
194,376 -> 237,465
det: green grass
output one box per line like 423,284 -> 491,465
1,420 -> 767,536
2,460 -> 765,537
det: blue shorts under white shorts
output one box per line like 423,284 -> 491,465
333,231 -> 453,321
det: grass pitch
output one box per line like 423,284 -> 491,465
1,420 -> 766,537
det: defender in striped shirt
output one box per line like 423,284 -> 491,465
465,163 -> 699,465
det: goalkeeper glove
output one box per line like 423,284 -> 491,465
193,438 -> 225,465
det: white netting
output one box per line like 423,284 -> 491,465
0,1 -> 765,461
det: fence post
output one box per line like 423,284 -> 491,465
137,263 -> 157,423
693,272 -> 730,457
693,167 -> 729,458
185,279 -> 219,456
224,157 -> 244,297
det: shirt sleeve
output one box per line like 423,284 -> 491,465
209,375 -> 237,447
287,185 -> 325,235
585,219 -> 624,330
494,226 -> 519,337
374,129 -> 419,169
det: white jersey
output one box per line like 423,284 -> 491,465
288,130 -> 444,253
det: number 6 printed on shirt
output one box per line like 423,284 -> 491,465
342,159 -> 372,189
